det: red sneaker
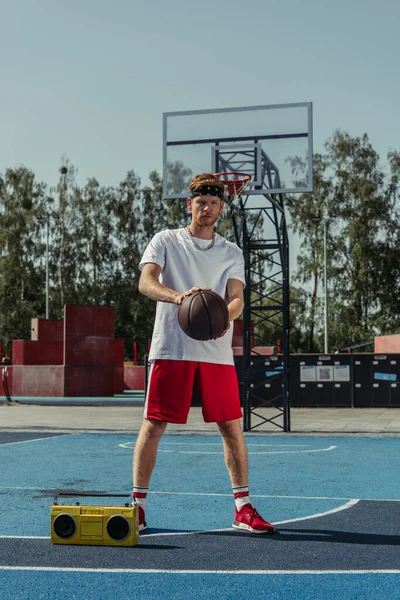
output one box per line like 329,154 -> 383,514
138,506 -> 147,532
233,504 -> 275,534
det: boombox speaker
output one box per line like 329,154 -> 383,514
51,491 -> 139,547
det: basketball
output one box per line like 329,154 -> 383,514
178,290 -> 229,341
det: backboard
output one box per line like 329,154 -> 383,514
163,102 -> 313,201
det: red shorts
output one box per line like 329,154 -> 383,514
144,359 -> 242,424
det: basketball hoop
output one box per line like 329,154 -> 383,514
215,172 -> 251,201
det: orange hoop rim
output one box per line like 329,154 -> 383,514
214,172 -> 252,197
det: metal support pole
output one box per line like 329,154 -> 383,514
281,213 -> 290,431
324,220 -> 328,354
45,216 -> 50,319
242,220 -> 251,432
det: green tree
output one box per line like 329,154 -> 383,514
68,178 -> 118,305
325,131 -> 396,347
287,132 -> 400,352
47,161 -> 81,319
0,167 -> 47,341
286,153 -> 333,351
112,170 -> 149,350
141,170 -> 168,241
372,150 -> 400,334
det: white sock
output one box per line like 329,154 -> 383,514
133,486 -> 148,509
233,485 -> 251,510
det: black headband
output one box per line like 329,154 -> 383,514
190,185 -> 224,199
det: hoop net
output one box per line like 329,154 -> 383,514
214,172 -> 251,201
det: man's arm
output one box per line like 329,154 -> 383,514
139,263 -> 182,304
226,278 -> 245,322
213,278 -> 244,339
139,263 -> 210,305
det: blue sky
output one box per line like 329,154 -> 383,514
1,0 -> 399,191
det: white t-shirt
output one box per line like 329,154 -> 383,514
139,228 -> 245,365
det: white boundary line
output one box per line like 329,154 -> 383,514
0,488 -> 351,500
0,433 -> 79,447
120,442 -> 311,448
118,443 -> 337,455
0,535 -> 49,539
1,487 -> 399,502
164,443 -> 311,446
155,446 -> 337,455
274,499 -> 359,525
147,491 -> 353,500
118,440 -> 336,455
0,567 -> 399,574
142,499 -> 360,537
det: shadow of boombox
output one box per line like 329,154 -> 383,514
51,491 -> 139,547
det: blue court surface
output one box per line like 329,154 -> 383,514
0,432 -> 399,599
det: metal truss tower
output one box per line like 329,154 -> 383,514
219,150 -> 290,432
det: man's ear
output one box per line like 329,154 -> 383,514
219,200 -> 225,214
186,197 -> 192,211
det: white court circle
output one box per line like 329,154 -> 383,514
119,441 -> 337,455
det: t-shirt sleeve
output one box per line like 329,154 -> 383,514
138,232 -> 166,271
228,251 -> 245,286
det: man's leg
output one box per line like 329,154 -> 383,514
217,419 -> 275,534
217,419 -> 248,487
134,359 -> 196,531
134,418 -> 167,486
133,418 -> 167,530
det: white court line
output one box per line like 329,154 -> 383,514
155,445 -> 337,455
147,491 -> 353,500
1,487 -> 399,503
119,441 -> 336,455
0,535 -> 49,539
0,566 -> 399,574
143,499 -> 360,537
274,499 -> 359,525
0,498 -> 360,540
0,433 -> 79,447
0,488 -> 352,500
162,443 -> 310,446
119,442 -> 310,449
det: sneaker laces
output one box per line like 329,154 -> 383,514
243,506 -> 262,524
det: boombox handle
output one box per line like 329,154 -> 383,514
53,491 -> 134,505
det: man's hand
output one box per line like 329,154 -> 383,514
214,321 -> 231,339
176,286 -> 211,305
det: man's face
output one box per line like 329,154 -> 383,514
187,195 -> 224,228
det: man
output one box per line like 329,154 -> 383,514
134,173 -> 275,534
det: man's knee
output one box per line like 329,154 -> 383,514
217,418 -> 243,439
139,418 -> 167,441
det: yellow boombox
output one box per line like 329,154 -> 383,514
51,491 -> 139,547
